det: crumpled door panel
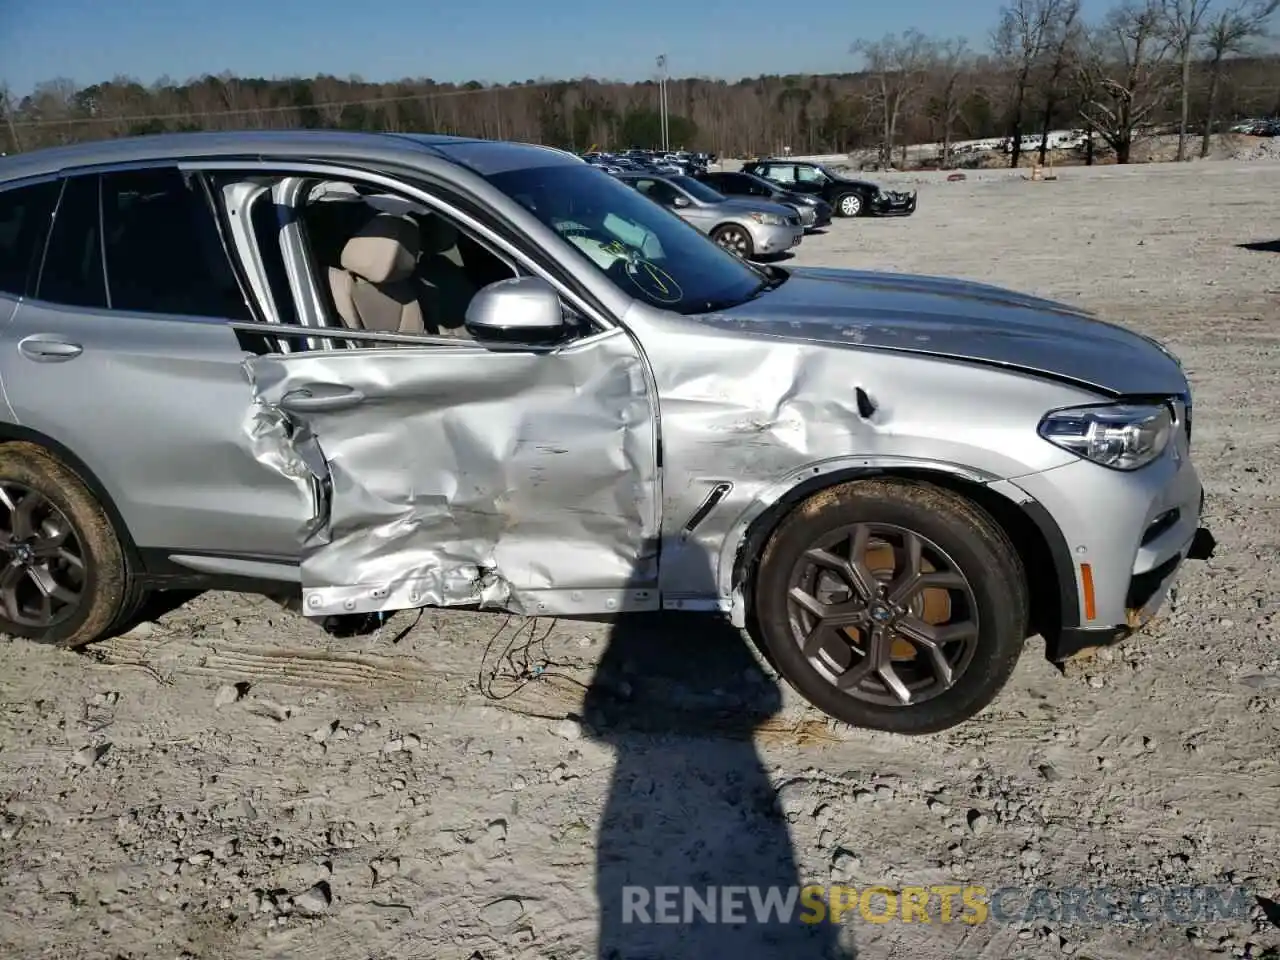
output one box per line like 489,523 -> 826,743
245,332 -> 659,618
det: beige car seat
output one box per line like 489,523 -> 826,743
328,214 -> 426,336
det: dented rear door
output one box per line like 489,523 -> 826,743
247,328 -> 661,618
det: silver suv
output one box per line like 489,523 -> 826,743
0,132 -> 1212,733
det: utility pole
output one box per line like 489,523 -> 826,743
655,54 -> 668,151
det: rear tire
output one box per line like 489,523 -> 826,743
752,478 -> 1027,734
0,442 -> 132,648
711,224 -> 755,259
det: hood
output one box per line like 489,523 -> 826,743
829,174 -> 881,191
707,267 -> 1186,396
827,173 -> 912,195
780,190 -> 822,206
824,171 -> 885,190
716,197 -> 800,218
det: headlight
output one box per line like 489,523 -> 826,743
750,212 -> 787,226
1037,402 -> 1174,471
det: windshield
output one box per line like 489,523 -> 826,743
486,163 -> 766,315
668,175 -> 726,204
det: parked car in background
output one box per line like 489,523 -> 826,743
614,170 -> 803,259
0,130 -> 1212,734
697,170 -> 832,230
741,158 -> 917,218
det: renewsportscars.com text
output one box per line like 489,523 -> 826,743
621,884 -> 1252,926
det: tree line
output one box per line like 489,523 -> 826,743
2,0 -> 1277,166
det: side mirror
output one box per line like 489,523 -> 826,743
672,195 -> 691,208
464,276 -> 567,346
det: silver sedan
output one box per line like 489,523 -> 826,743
613,171 -> 803,259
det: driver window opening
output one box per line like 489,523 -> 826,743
297,180 -> 519,344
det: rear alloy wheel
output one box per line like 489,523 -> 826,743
0,442 -> 131,647
712,224 -> 755,259
753,478 -> 1027,734
837,193 -> 864,217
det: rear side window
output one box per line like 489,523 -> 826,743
0,180 -> 60,298
37,174 -> 107,309
101,167 -> 251,320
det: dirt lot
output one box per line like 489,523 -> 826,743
2,160 -> 1278,960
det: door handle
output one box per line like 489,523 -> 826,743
279,384 -> 365,413
18,336 -> 83,362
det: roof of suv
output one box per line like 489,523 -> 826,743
0,130 -> 582,184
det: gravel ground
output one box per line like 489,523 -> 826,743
2,159 -> 1278,960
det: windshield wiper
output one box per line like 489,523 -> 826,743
696,270 -> 788,313
748,266 -> 789,298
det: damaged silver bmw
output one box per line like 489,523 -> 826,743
0,132 -> 1213,733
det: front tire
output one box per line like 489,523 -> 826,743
752,478 -> 1027,734
0,442 -> 132,647
836,193 -> 864,217
711,224 -> 755,259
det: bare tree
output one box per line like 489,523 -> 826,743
852,29 -> 936,168
994,0 -> 1079,167
1160,0 -> 1216,160
1199,0 -> 1279,155
1077,1 -> 1176,163
1035,0 -> 1083,163
0,83 -> 20,153
926,39 -> 977,166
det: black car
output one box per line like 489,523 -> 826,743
697,170 -> 832,230
739,158 -> 917,218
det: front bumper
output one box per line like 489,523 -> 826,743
807,203 -> 833,229
869,190 -> 917,216
751,222 -> 805,255
1051,516 -> 1215,661
995,423 -> 1211,662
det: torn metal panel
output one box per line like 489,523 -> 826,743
241,366 -> 330,546
614,301 -> 1110,617
247,329 -> 659,617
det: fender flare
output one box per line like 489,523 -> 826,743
717,455 -> 1081,639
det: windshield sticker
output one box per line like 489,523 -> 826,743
624,259 -> 682,304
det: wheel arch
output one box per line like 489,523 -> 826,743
727,464 -> 1079,652
0,423 -> 142,571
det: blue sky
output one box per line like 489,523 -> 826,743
2,0 -> 1115,98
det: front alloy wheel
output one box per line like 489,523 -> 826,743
712,224 -> 754,259
785,522 -> 978,707
753,478 -> 1028,734
838,193 -> 864,217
